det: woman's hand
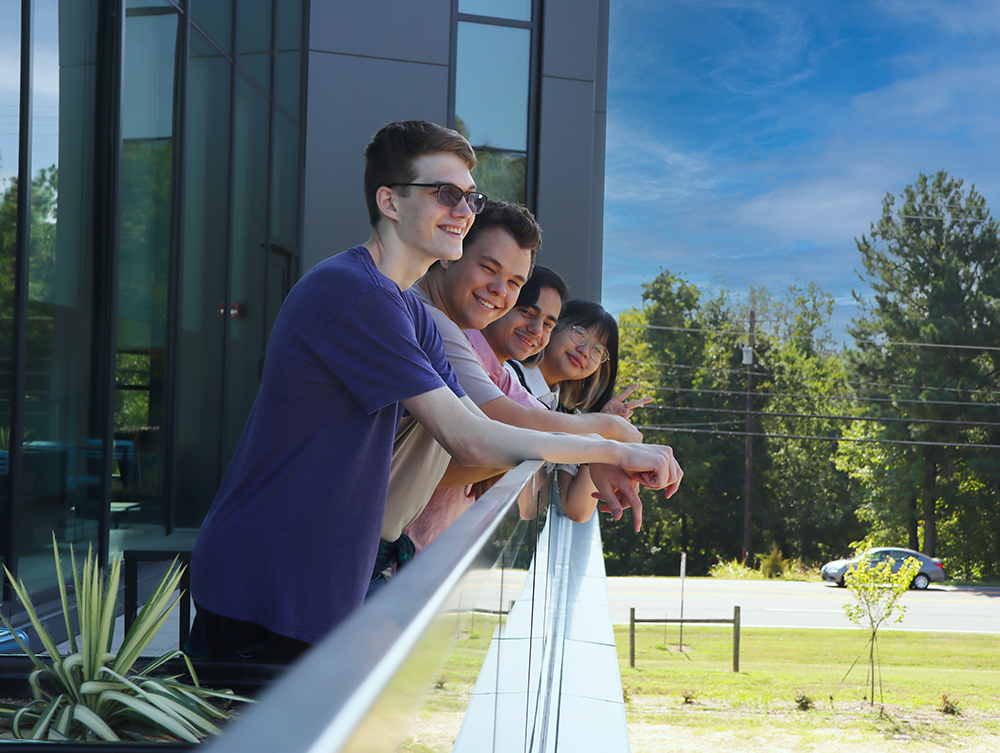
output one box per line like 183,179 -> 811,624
601,383 -> 653,419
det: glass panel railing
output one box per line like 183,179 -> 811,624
204,460 -> 550,753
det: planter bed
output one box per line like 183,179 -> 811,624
0,654 -> 283,750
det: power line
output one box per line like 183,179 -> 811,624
642,403 -> 1000,430
622,321 -> 1000,353
621,358 -> 1000,400
645,383 -> 1000,410
645,425 -> 1000,451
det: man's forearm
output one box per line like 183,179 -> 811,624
437,457 -> 512,488
480,395 -> 641,443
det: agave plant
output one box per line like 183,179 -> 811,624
0,534 -> 251,742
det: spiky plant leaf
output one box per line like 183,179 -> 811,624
71,703 -> 120,741
27,693 -> 65,740
11,698 -> 46,738
140,692 -> 223,736
113,559 -> 185,674
50,533 -> 78,656
1,567 -> 69,685
2,537 -> 252,742
53,704 -> 74,738
96,690 -> 200,742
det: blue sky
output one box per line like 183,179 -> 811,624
602,0 -> 1000,339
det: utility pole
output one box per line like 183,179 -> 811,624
742,309 -> 755,567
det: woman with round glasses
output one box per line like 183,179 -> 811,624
511,299 -> 647,415
509,299 -> 652,524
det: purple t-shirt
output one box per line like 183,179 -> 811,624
191,246 -> 464,644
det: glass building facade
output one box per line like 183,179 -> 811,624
454,0 -> 538,205
3,0 -> 610,605
2,0 -> 305,601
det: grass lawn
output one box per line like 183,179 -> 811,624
403,617 -> 1000,752
620,625 -> 1000,752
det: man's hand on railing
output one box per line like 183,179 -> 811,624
617,443 -> 683,495
590,444 -> 683,532
590,464 -> 644,531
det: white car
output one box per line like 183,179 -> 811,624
821,547 -> 946,590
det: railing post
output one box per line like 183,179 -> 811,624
732,605 -> 741,673
629,608 -> 635,668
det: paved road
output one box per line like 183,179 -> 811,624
606,577 -> 1000,633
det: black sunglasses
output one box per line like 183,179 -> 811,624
391,183 -> 488,214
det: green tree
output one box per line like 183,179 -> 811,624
842,550 -> 921,706
847,171 -> 1000,560
604,270 -> 745,575
606,271 -> 857,573
0,165 -> 58,426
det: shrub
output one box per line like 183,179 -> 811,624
795,693 -> 814,711
0,535 -> 251,742
709,558 -> 763,579
760,544 -> 788,578
939,694 -> 960,716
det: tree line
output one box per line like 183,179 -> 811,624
603,171 -> 1000,581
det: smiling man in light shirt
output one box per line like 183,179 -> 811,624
374,203 -> 680,586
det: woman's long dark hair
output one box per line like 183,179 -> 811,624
547,300 -> 619,412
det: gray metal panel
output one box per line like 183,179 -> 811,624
536,76 -> 599,300
541,0 -> 599,82
589,0 -> 610,302
308,0 -> 451,65
301,52 -> 450,272
589,108 -> 607,303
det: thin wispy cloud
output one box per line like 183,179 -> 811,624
603,0 -> 1000,339
878,0 -> 1000,36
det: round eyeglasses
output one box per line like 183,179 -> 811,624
567,325 -> 610,363
390,183 -> 488,214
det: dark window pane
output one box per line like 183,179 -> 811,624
20,0 -> 102,585
455,22 -> 529,151
272,0 -> 301,116
471,150 -> 526,205
274,0 -> 301,50
237,0 -> 272,91
273,50 -> 301,120
116,7 -> 182,543
191,0 -> 233,55
223,75 -> 270,465
178,31 -> 231,525
270,110 -> 299,249
122,10 -> 179,141
0,0 -> 20,575
458,0 -> 531,22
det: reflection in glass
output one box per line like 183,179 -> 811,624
191,0 -> 233,55
18,0 -> 100,590
399,486 -> 549,749
270,112 -> 299,249
470,149 -> 526,205
237,0 -> 272,91
223,75 -> 270,465
0,1 -> 20,576
459,0 -> 531,22
177,30 -> 232,526
115,4 -> 181,544
273,0 -> 302,118
455,22 -> 530,152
